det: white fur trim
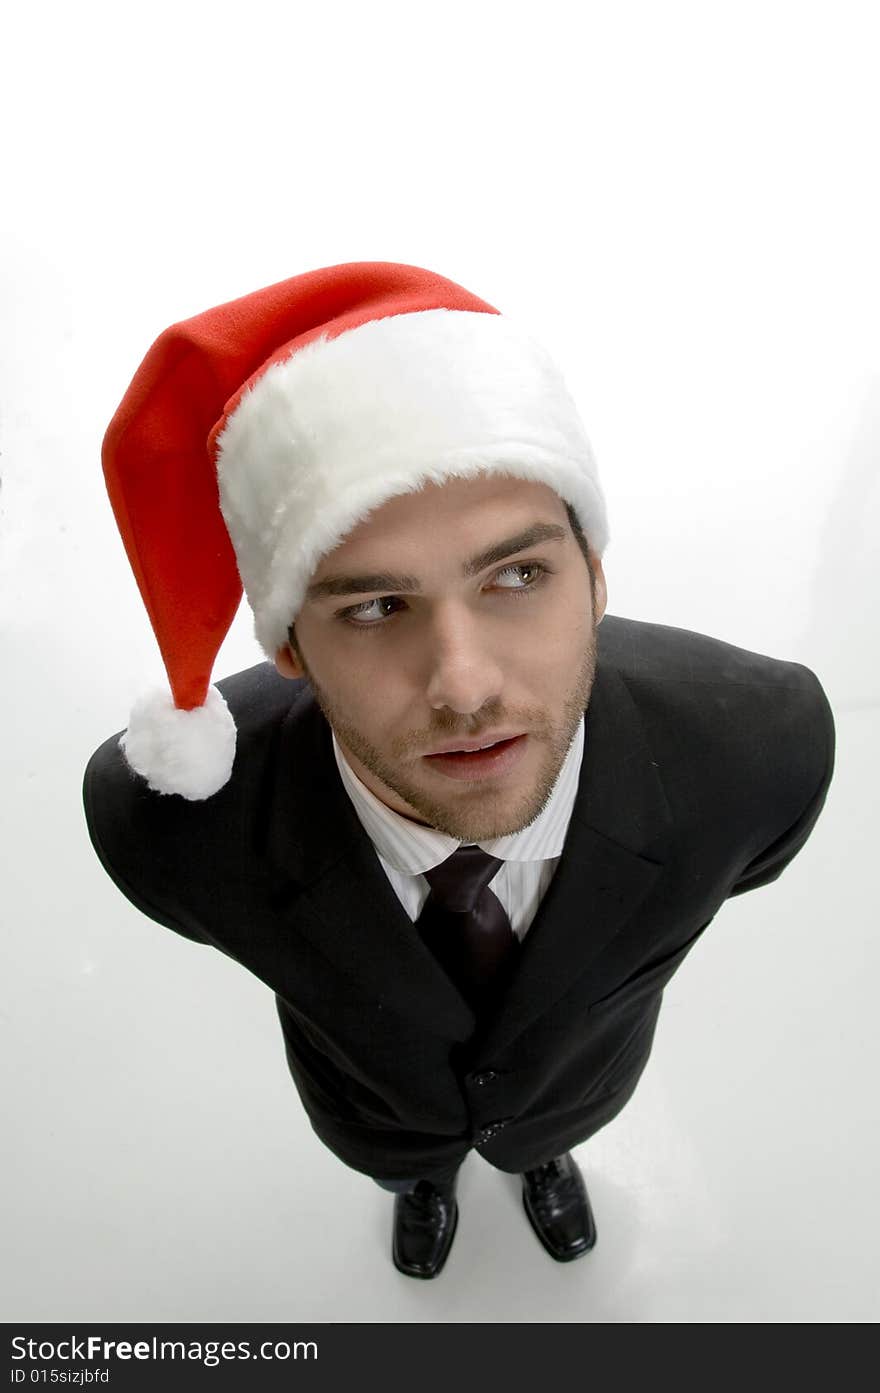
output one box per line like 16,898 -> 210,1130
119,684 -> 237,800
215,308 -> 608,660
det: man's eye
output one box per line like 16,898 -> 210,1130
492,562 -> 546,589
341,596 -> 403,625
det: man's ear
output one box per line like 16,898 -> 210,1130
274,644 -> 306,680
589,550 -> 608,626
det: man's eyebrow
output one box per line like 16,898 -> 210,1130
306,569 -> 421,602
463,522 -> 568,578
305,522 -> 569,602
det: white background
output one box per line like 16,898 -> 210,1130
2,0 -> 876,1322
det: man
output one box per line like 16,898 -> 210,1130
82,261 -> 835,1279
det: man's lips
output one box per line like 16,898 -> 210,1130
424,733 -> 524,756
421,734 -> 529,782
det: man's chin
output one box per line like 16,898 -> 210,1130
390,767 -> 554,842
404,803 -> 543,842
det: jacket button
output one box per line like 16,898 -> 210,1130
472,1070 -> 498,1086
478,1118 -> 512,1142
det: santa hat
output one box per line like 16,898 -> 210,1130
102,260 -> 608,801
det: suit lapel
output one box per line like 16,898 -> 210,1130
478,659 -> 673,1055
265,687 -> 476,1040
264,648 -> 672,1049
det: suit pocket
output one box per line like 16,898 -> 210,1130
589,997 -> 662,1100
588,917 -> 714,1015
278,1000 -> 401,1129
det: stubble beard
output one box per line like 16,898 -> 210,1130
302,629 -> 599,842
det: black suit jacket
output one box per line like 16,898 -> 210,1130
82,614 -> 835,1180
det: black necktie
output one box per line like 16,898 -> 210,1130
416,846 -> 519,1010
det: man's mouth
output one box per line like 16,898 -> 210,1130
426,733 -> 523,756
422,735 -> 528,781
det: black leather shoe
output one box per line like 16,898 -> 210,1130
392,1178 -> 459,1278
521,1152 -> 596,1261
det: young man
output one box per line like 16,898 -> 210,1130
83,262 -> 835,1279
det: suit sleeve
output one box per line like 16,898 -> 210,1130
82,736 -> 210,945
726,665 -> 836,898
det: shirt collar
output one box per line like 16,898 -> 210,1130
331,718 -> 584,876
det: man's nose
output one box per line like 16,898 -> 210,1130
424,607 -> 505,714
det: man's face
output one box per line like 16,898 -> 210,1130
275,475 -> 607,841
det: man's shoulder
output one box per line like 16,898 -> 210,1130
82,663 -> 313,931
597,612 -> 821,693
83,662 -> 305,815
597,613 -> 835,838
213,661 -> 309,727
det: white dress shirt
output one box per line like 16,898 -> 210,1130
331,719 -> 585,940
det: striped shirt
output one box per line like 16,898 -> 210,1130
331,718 -> 584,940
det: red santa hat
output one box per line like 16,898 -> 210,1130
102,260 -> 609,801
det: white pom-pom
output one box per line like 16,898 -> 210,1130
119,684 -> 237,800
